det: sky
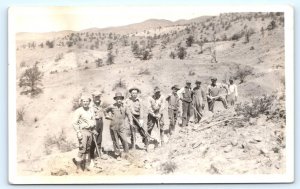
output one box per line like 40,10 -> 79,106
10,6 -> 222,32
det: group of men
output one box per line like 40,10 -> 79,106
71,77 -> 238,172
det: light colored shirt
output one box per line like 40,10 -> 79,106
228,84 -> 238,97
166,93 -> 180,110
148,95 -> 165,116
125,97 -> 143,116
72,107 -> 96,132
90,102 -> 104,120
207,83 -> 228,98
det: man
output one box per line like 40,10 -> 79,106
177,80 -> 193,127
125,87 -> 148,150
90,91 -> 107,163
147,86 -> 165,148
207,77 -> 228,112
192,80 -> 206,123
105,92 -> 133,159
72,95 -> 97,172
166,85 -> 180,135
226,79 -> 238,106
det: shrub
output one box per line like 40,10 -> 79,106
250,46 -> 255,50
19,65 -> 43,96
267,20 -> 276,30
44,129 -> 76,155
138,48 -> 153,60
160,160 -> 177,174
112,78 -> 127,91
186,35 -> 194,47
169,51 -> 176,59
138,68 -> 150,75
235,94 -> 285,121
55,53 -> 64,62
45,40 -> 54,48
17,107 -> 25,122
107,42 -> 113,50
232,64 -> 254,84
188,70 -> 195,76
106,52 -> 115,65
177,47 -> 187,59
95,58 -> 103,67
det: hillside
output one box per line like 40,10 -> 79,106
15,12 -> 286,177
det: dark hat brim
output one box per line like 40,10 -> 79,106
195,81 -> 202,84
129,87 -> 141,93
113,96 -> 124,100
171,86 -> 180,90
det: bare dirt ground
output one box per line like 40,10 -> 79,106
15,12 -> 286,177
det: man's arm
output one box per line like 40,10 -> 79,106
235,85 -> 238,97
147,97 -> 156,117
72,109 -> 81,133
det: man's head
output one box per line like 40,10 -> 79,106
80,95 -> 91,108
171,85 -> 180,93
229,79 -> 234,84
92,91 -> 102,105
153,86 -> 161,98
211,77 -> 217,85
195,80 -> 201,87
113,92 -> 124,105
186,80 -> 191,88
129,87 -> 141,99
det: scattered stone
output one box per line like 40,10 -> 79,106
231,139 -> 238,146
223,145 -> 233,153
51,169 -> 68,176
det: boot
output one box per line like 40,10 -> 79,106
85,154 -> 91,171
72,158 -> 83,173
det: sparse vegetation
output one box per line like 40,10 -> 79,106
112,78 -> 127,91
17,107 -> 25,122
95,58 -> 103,67
232,64 -> 254,84
177,47 -> 187,60
106,52 -> 115,65
19,65 -> 43,96
186,35 -> 194,47
160,160 -> 177,174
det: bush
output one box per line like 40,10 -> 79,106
177,47 -> 187,59
55,53 -> 64,62
17,107 -> 25,122
188,70 -> 195,76
235,94 -> 285,121
95,58 -> 103,67
186,35 -> 194,47
112,78 -> 127,91
138,68 -> 150,75
44,129 -> 76,155
138,48 -> 153,60
106,52 -> 115,65
232,64 -> 254,84
169,51 -> 176,59
19,65 -> 43,96
267,20 -> 276,30
45,40 -> 54,48
160,160 -> 177,174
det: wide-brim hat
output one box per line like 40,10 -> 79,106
195,80 -> 202,84
129,87 -> 141,93
113,92 -> 124,100
186,80 -> 192,84
154,86 -> 161,93
92,90 -> 102,97
171,85 -> 180,90
80,94 -> 91,102
211,77 -> 217,81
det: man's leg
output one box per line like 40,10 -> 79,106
182,101 -> 188,127
110,129 -> 121,156
118,128 -> 129,154
207,98 -> 215,112
159,114 -> 165,145
186,102 -> 192,126
216,96 -> 228,109
145,114 -> 156,151
130,115 -> 138,149
168,108 -> 175,135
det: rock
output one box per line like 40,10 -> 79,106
249,117 -> 257,125
231,139 -> 238,146
223,145 -> 233,153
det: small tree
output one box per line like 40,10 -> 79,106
232,64 -> 254,84
107,42 -> 113,50
19,65 -> 43,96
45,40 -> 54,48
95,58 -> 103,67
106,52 -> 115,65
169,51 -> 176,59
186,35 -> 194,47
267,20 -> 276,30
177,47 -> 187,60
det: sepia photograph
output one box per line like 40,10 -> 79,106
8,5 -> 294,184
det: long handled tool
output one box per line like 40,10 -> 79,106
91,133 -> 101,158
156,117 -> 162,146
132,115 -> 156,140
191,104 -> 203,118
